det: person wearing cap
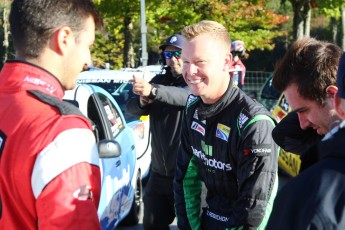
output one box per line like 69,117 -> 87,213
174,20 -> 278,230
266,39 -> 345,229
126,34 -> 190,229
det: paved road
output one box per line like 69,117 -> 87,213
117,174 -> 292,230
117,185 -> 178,230
117,205 -> 178,230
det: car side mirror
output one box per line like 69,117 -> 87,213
98,139 -> 121,158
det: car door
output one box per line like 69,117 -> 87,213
65,84 -> 138,229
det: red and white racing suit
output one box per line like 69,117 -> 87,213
0,61 -> 101,229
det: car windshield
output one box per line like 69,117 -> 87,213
91,82 -> 138,123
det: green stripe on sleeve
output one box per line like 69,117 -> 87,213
183,156 -> 202,230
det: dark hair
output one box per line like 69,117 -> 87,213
273,37 -> 343,105
9,0 -> 103,58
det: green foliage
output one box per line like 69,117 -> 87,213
93,0 -> 289,68
207,0 -> 288,51
314,0 -> 344,19
91,17 -> 124,69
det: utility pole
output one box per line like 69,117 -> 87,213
140,0 -> 148,66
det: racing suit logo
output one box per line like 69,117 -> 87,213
215,123 -> 230,142
24,76 -> 56,94
73,185 -> 93,201
238,113 -> 249,128
191,146 -> 232,171
191,121 -> 205,136
193,110 -> 198,120
186,95 -> 198,107
201,140 -> 212,157
206,210 -> 229,222
243,144 -> 272,156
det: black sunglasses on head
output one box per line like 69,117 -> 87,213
164,51 -> 182,59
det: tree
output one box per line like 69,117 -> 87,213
93,0 -> 288,68
0,0 -> 13,67
314,0 -> 345,50
282,0 -> 311,39
94,0 -> 144,68
340,6 -> 345,51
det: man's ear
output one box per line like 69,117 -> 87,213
325,85 -> 338,98
334,96 -> 345,119
223,53 -> 232,72
54,26 -> 74,55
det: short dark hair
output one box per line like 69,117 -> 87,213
9,0 -> 103,58
273,37 -> 343,105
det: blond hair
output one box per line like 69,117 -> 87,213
182,20 -> 231,50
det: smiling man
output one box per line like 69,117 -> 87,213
174,20 -> 279,230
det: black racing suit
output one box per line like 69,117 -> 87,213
174,82 -> 279,230
126,66 -> 190,229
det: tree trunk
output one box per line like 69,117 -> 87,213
304,5 -> 311,37
330,17 -> 338,44
123,16 -> 135,68
290,0 -> 310,40
2,4 -> 8,64
293,4 -> 304,39
341,7 -> 345,50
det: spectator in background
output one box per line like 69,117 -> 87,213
230,40 -> 246,89
0,0 -> 103,229
126,34 -> 190,230
174,20 -> 278,230
266,39 -> 345,229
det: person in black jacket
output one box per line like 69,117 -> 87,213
270,38 -> 343,174
174,20 -> 278,230
266,39 -> 345,229
126,34 -> 190,230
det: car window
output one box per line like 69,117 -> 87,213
260,75 -> 281,100
92,82 -> 139,123
96,92 -> 125,138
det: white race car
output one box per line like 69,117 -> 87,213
63,67 -> 158,228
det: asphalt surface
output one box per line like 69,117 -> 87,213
117,200 -> 178,230
117,174 -> 292,230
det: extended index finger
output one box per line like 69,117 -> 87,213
129,74 -> 137,83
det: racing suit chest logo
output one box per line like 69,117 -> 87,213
191,121 -> 205,136
191,146 -> 232,171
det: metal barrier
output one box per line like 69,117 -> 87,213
242,71 -> 272,97
241,71 -> 274,110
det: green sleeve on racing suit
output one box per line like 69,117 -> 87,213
183,156 -> 202,230
239,114 -> 276,135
